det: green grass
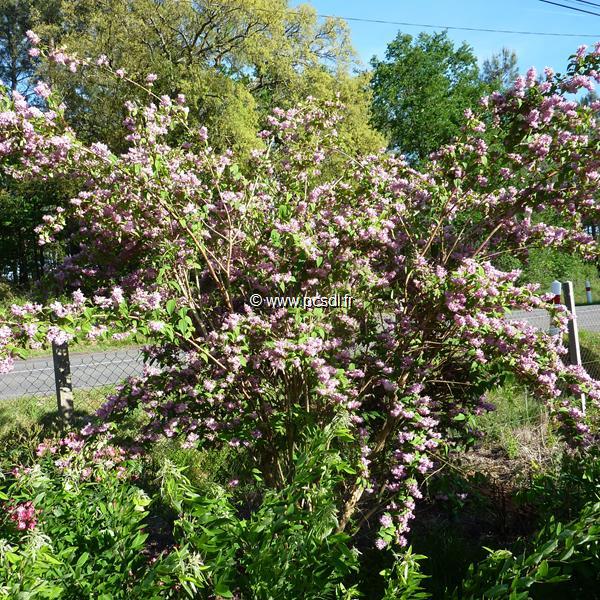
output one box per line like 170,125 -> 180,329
149,440 -> 235,489
478,380 -> 545,438
579,329 -> 600,353
577,330 -> 600,382
474,378 -> 560,469
571,282 -> 600,307
0,386 -> 113,438
575,299 -> 600,307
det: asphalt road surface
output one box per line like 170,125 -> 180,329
0,349 -> 144,401
507,305 -> 600,332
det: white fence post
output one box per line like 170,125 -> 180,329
562,281 -> 586,414
586,279 -> 593,304
52,341 -> 74,423
549,280 -> 562,336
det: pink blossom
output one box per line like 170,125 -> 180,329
148,320 -> 165,332
379,513 -> 393,528
33,81 -> 51,99
8,501 -> 38,531
25,30 -> 40,45
375,538 -> 388,550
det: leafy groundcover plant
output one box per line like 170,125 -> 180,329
0,437 -> 162,599
0,33 -> 599,597
0,423 -> 401,598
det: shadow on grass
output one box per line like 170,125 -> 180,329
36,408 -> 96,431
0,386 -> 113,438
0,392 -> 107,462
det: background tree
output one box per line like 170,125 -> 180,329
581,89 -> 599,108
0,1 -> 42,287
31,0 -> 384,156
481,47 -> 519,89
0,0 -> 37,97
370,30 -> 486,161
0,182 -> 69,288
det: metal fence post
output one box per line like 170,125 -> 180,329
549,280 -> 562,336
52,341 -> 74,423
562,280 -> 586,414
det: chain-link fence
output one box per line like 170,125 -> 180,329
0,347 -> 144,421
573,307 -> 600,381
507,281 -> 600,383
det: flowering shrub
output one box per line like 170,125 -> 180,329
1,36 -> 600,549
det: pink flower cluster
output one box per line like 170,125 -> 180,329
7,501 -> 38,531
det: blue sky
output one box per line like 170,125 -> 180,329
296,0 -> 600,75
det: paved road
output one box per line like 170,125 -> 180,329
0,349 -> 144,401
507,305 -> 600,332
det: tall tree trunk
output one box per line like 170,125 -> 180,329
17,229 -> 28,286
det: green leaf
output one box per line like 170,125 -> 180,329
43,553 -> 64,566
76,552 -> 90,568
560,545 -> 575,561
166,299 -> 177,316
132,532 -> 149,549
14,347 -> 28,359
214,581 -> 233,598
178,318 -> 190,335
536,560 -> 549,579
270,230 -> 281,247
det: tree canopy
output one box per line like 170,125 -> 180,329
0,0 -> 37,96
481,47 -> 519,89
370,31 -> 487,161
29,0 -> 384,156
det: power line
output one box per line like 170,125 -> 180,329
570,0 -> 600,9
538,0 -> 600,16
270,9 -> 600,39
